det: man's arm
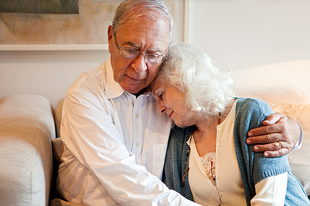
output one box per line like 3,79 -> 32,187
246,113 -> 301,157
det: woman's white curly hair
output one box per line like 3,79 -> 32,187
157,43 -> 234,116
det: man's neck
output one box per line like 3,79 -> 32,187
134,86 -> 150,97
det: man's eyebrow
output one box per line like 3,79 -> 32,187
123,41 -> 163,53
126,41 -> 140,48
148,49 -> 163,54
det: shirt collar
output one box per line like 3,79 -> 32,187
105,57 -> 125,99
105,57 -> 153,99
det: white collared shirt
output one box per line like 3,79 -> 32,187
57,58 -> 200,206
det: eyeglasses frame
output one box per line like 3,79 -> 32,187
113,33 -> 169,64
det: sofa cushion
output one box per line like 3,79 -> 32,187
50,198 -> 83,206
55,98 -> 64,137
0,94 -> 56,206
232,60 -> 310,98
52,137 -> 64,168
234,85 -> 310,105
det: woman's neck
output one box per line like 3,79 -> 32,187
193,99 -> 235,156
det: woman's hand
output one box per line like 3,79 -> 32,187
246,113 -> 301,157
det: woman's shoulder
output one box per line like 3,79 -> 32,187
235,97 -> 269,108
235,97 -> 273,116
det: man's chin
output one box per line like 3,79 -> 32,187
122,85 -> 146,95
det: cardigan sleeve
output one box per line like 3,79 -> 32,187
233,97 -> 291,204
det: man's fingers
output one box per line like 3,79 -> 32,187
248,124 -> 283,138
252,141 -> 287,152
248,114 -> 288,137
263,148 -> 289,158
247,133 -> 295,158
274,141 -> 282,150
262,113 -> 286,125
246,133 -> 281,145
252,143 -> 290,157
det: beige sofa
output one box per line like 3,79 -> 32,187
0,60 -> 309,205
0,94 -> 79,206
0,94 -> 55,206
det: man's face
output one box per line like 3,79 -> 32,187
108,15 -> 170,95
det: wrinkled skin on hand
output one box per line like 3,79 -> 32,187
246,113 -> 301,158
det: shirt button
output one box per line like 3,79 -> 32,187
135,114 -> 139,118
217,143 -> 221,147
217,127 -> 221,131
136,143 -> 139,147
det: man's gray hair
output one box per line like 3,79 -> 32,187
112,0 -> 174,44
157,43 -> 234,116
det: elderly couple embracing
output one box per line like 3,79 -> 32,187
57,0 -> 309,205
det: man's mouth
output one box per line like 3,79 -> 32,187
127,75 -> 143,81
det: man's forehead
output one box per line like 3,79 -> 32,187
117,16 -> 170,42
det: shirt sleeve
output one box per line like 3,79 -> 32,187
250,173 -> 287,205
294,121 -> 303,150
61,91 -> 200,206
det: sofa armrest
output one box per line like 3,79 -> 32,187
0,94 -> 56,206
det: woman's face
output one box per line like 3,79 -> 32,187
151,78 -> 198,127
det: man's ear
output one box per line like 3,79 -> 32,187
107,25 -> 113,53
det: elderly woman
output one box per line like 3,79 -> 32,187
151,43 -> 309,205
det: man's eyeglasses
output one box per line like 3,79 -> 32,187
114,34 -> 168,64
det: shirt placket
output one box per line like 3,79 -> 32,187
131,96 -> 144,164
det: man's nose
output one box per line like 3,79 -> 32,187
131,54 -> 147,73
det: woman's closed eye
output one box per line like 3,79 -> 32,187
153,92 -> 163,102
151,85 -> 165,100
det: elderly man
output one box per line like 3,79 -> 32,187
57,0 -> 302,205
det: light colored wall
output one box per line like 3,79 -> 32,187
1,0 -> 310,107
187,0 -> 310,70
0,50 -> 109,107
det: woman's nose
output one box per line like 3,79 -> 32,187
157,100 -> 166,114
